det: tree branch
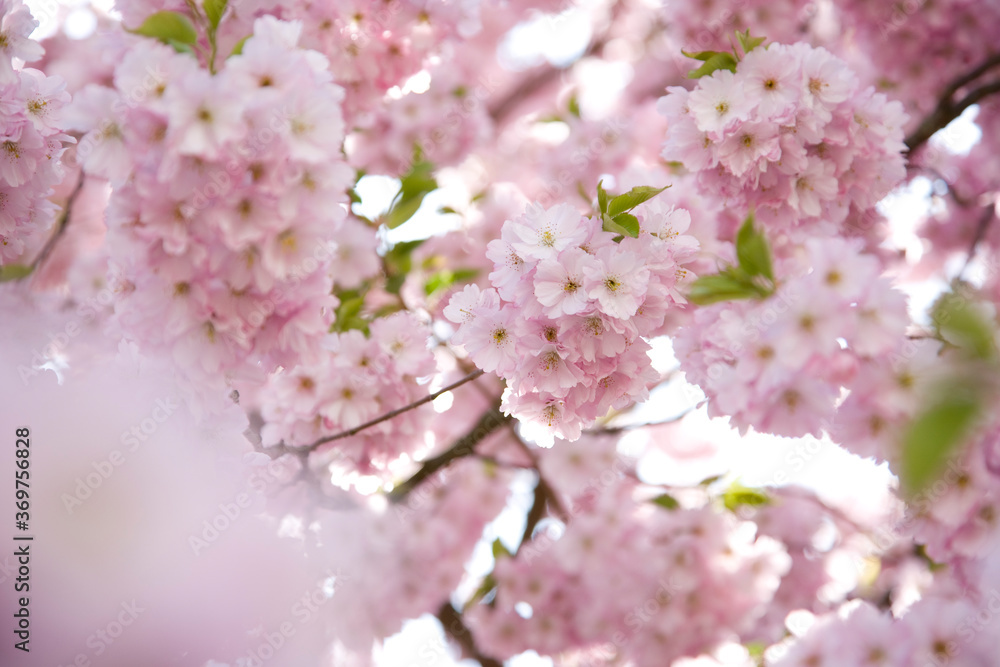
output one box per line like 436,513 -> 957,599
905,53 -> 1000,153
299,369 -> 485,452
389,405 -> 511,502
436,601 -> 503,667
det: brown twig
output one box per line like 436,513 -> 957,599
905,53 -> 1000,153
299,369 -> 485,452
436,602 -> 503,667
20,173 -> 85,282
487,1 -> 624,124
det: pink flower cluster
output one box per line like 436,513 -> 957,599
0,0 -> 72,263
64,18 -> 353,390
674,238 -> 909,438
772,595 -> 1000,666
468,471 -> 789,665
349,62 -> 493,175
659,42 -> 908,240
325,458 -> 512,650
257,312 -> 437,472
445,200 -> 699,440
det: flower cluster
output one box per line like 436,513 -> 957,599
0,0 -> 72,263
771,594 -> 1000,666
64,18 -> 353,391
256,312 -> 437,473
445,199 -> 699,440
659,42 -> 908,240
325,458 -> 512,651
468,472 -> 790,665
674,238 -> 909,438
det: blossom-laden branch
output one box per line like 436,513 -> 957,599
299,369 -> 486,452
905,52 -> 1000,153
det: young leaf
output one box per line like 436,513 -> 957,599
424,268 -> 479,296
463,573 -> 497,610
735,212 -> 774,282
722,483 -> 770,512
735,29 -> 767,56
567,94 -> 581,118
385,160 -> 438,229
681,49 -> 726,62
931,292 -> 997,361
607,185 -> 669,217
602,212 -> 639,239
0,264 -> 33,282
229,35 -> 250,56
596,179 -> 609,216
900,390 -> 981,497
128,11 -> 198,46
492,538 -> 512,559
203,0 -> 227,31
651,493 -> 680,510
687,52 -> 738,79
687,273 -> 760,305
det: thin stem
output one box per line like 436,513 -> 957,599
300,369 -> 485,452
583,406 -> 695,435
957,206 -> 997,282
21,173 -> 85,282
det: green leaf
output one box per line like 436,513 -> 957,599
229,35 -> 250,57
167,39 -> 195,55
722,483 -> 770,512
567,94 -> 581,118
688,273 -> 760,305
383,239 -> 425,295
607,185 -> 669,217
596,179 -> 609,216
602,212 -> 639,239
492,538 -> 512,559
424,268 -> 479,296
464,573 -> 496,610
900,390 -> 981,497
931,292 -> 997,361
651,493 -> 679,510
735,29 -> 767,56
203,0 -> 227,31
0,264 -> 33,282
332,293 -> 367,333
385,161 -> 438,229
128,11 -> 198,46
681,49 -> 726,62
437,206 -> 460,215
687,52 -> 738,79
735,212 -> 774,282
698,474 -> 724,487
